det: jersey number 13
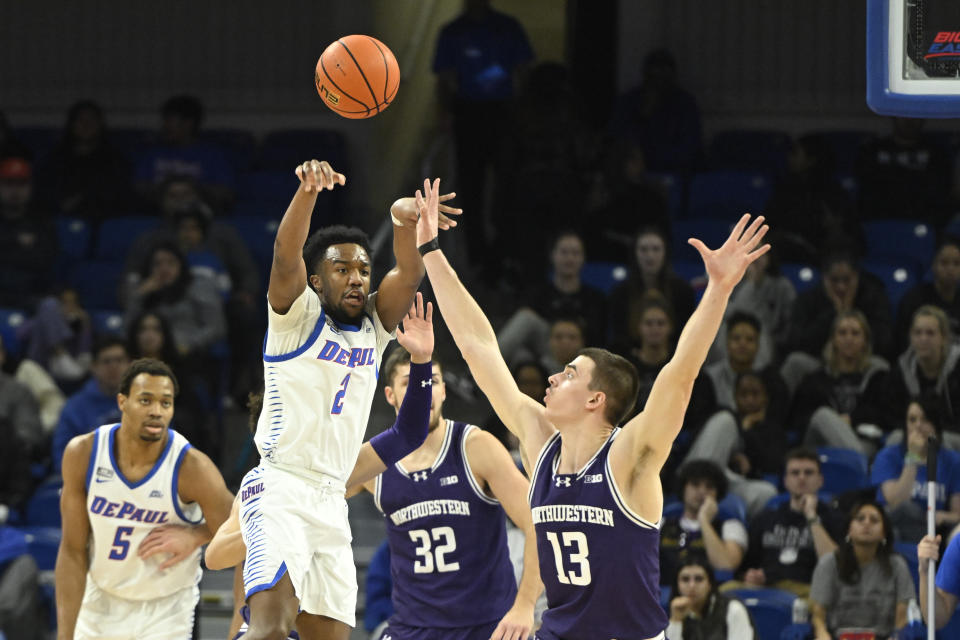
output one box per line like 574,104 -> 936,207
546,530 -> 592,586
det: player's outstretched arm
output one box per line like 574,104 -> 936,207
268,159 -> 345,314
140,447 -> 235,570
375,184 -> 462,332
415,179 -> 555,469
612,214 -> 770,476
467,429 -> 542,640
205,495 -> 243,570
55,434 -> 94,640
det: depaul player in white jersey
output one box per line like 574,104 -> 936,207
54,358 -> 235,640
241,161 -> 460,640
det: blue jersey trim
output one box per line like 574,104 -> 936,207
171,442 -> 204,524
84,426 -> 105,492
108,423 -> 175,489
262,309 -> 326,363
245,561 -> 288,599
330,311 -> 363,333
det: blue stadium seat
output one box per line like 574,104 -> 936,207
259,129 -> 348,172
894,541 -> 920,591
230,217 -> 280,283
25,484 -> 61,528
235,170 -> 298,213
66,260 -> 124,310
19,526 -> 61,571
199,128 -> 257,171
13,126 -> 59,159
579,262 -> 628,294
687,171 -> 773,221
90,309 -> 125,337
95,216 -> 159,261
647,172 -> 685,219
804,130 -> 876,177
708,130 -> 792,176
0,308 -> 27,357
54,216 -> 91,260
672,219 -> 734,264
780,263 -> 820,294
726,588 -> 796,640
862,260 -> 919,316
817,446 -> 869,494
863,220 -> 934,272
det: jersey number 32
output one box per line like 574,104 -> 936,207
409,526 -> 459,573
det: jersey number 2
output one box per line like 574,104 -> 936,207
331,374 -> 351,415
409,527 -> 459,573
109,526 -> 134,560
546,531 -> 591,586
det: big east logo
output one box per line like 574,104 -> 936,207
926,31 -> 960,59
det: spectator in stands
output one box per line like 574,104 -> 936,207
737,448 -> 844,597
886,305 -> 960,443
667,556 -> 756,640
917,527 -> 960,630
37,99 -> 131,220
174,205 -> 231,299
0,110 -> 30,160
682,372 -> 782,518
364,539 -> 393,638
703,311 -> 789,419
660,460 -> 748,586
433,0 -> 533,275
810,500 -> 913,640
134,95 -> 235,209
51,336 -> 128,471
498,230 -> 607,365
0,157 -> 56,308
17,287 -> 93,392
872,397 -> 960,543
125,310 -> 209,452
0,534 -> 44,640
895,235 -> 960,354
787,248 -> 893,361
794,310 -> 890,456
608,48 -> 703,174
0,334 -> 40,499
716,248 -> 796,364
541,316 -> 586,375
609,226 -> 696,346
123,240 -> 226,362
764,134 -> 861,264
484,360 -> 548,458
858,117 -> 951,225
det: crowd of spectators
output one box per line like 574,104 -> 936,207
5,4 -> 960,636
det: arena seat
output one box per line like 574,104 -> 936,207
687,171 -> 772,221
579,261 -> 628,294
647,172 -> 685,219
95,216 -> 159,261
19,526 -> 61,572
726,587 -> 796,640
672,218 -> 734,264
817,447 -> 869,494
803,130 -> 876,177
90,309 -> 125,337
25,484 -> 61,528
67,260 -> 124,309
863,220 -> 934,272
894,541 -> 920,591
0,307 -> 27,357
200,127 -> 257,171
234,170 -> 298,215
708,129 -> 792,176
780,263 -> 820,294
259,129 -> 348,172
862,260 -> 919,315
55,216 -> 92,260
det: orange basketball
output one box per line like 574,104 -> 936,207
315,35 -> 400,119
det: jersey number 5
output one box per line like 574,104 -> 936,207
109,526 -> 134,560
409,526 -> 459,573
546,531 -> 591,586
331,374 -> 351,415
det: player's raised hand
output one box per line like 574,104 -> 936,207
391,187 -> 460,229
295,159 -> 346,193
138,524 -> 205,570
489,601 -> 534,640
414,177 -> 444,246
396,291 -> 434,362
687,213 -> 770,291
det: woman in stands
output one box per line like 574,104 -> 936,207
666,556 -> 756,640
793,310 -> 890,456
886,305 -> 960,447
809,500 -> 914,640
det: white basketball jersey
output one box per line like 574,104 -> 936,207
85,424 -> 203,600
255,292 -> 394,481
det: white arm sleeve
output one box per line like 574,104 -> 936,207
726,600 -> 755,639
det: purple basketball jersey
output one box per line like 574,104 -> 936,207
375,420 -> 517,628
530,429 -> 668,640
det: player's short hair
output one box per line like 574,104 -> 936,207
677,459 -> 728,500
785,447 -> 821,472
93,335 -> 129,361
302,225 -> 373,278
118,358 -> 179,397
726,310 -> 761,336
247,391 -> 263,434
382,346 -> 442,387
578,347 -> 639,426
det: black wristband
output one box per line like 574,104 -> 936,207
418,237 -> 440,256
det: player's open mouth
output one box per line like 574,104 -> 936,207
344,290 -> 364,306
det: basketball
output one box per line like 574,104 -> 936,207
315,35 -> 400,119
